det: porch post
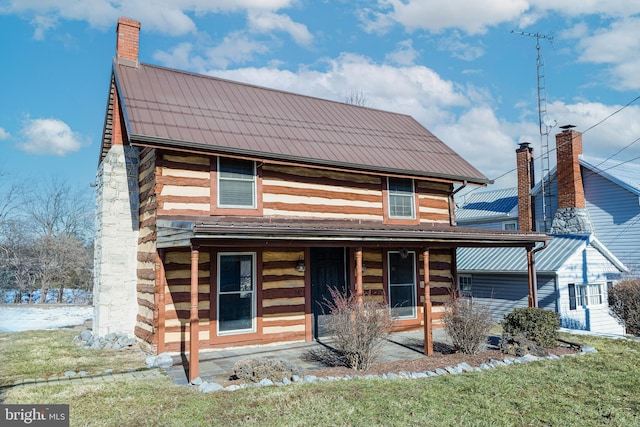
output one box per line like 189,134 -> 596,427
155,250 -> 166,354
355,247 -> 363,304
527,247 -> 539,308
423,249 -> 433,355
189,244 -> 200,382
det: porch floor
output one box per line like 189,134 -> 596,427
166,329 -> 453,385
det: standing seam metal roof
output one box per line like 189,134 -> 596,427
457,234 -> 625,273
114,62 -> 489,184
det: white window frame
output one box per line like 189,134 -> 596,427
568,283 -> 604,310
217,252 -> 256,335
502,221 -> 518,231
387,177 -> 415,219
458,274 -> 473,297
217,158 -> 256,209
387,250 -> 417,319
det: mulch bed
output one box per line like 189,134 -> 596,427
308,345 -> 577,379
216,343 -> 578,386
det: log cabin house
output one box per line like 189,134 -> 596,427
94,18 -> 551,381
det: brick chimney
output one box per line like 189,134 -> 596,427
516,142 -> 535,232
550,127 -> 593,234
116,17 -> 140,66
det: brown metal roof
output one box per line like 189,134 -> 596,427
157,216 -> 551,249
114,62 -> 490,185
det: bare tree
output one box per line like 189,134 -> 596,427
344,89 -> 368,107
6,178 -> 95,303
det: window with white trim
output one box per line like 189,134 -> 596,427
217,253 -> 256,334
218,158 -> 256,208
568,283 -> 603,310
388,250 -> 416,319
387,178 -> 415,219
458,274 -> 473,297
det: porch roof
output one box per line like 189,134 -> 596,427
156,216 -> 551,249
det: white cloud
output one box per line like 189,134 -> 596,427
437,32 -> 485,61
2,0 -> 297,37
247,11 -> 313,46
0,127 -> 10,140
18,118 -> 88,156
385,39 -> 419,65
372,0 -> 529,35
154,31 -> 270,70
571,18 -> 640,90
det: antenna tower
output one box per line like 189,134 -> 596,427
513,30 -> 555,232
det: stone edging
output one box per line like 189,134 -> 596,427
193,346 -> 598,393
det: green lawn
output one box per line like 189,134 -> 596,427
2,331 -> 640,426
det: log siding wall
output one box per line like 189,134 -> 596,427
143,152 -> 458,349
136,147 -> 158,343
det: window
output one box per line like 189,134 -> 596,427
503,221 -> 518,231
218,158 -> 256,208
568,283 -> 603,310
217,253 -> 256,334
387,178 -> 415,219
388,250 -> 416,319
458,274 -> 473,297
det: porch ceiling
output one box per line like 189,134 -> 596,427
156,217 -> 551,249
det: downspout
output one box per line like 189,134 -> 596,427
449,181 -> 467,226
528,240 -> 549,308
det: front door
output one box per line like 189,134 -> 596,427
310,247 -> 348,339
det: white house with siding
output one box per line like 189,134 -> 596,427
457,234 -> 626,334
455,128 -> 638,334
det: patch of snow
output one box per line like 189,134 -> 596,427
0,305 -> 93,332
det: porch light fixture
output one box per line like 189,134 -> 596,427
296,256 -> 306,272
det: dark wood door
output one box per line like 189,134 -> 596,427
311,247 -> 347,339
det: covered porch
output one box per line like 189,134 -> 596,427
154,217 -> 551,382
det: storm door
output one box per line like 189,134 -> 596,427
310,247 -> 348,339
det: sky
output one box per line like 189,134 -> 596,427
1,0 -> 640,200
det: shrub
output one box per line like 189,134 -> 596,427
443,297 -> 494,355
609,278 -> 640,336
232,357 -> 304,383
502,307 -> 560,348
322,287 -> 394,370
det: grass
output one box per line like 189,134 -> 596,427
0,330 -> 148,386
2,332 -> 640,426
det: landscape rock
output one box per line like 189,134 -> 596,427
199,382 -> 223,393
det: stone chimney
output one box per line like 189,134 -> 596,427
516,142 -> 535,232
116,17 -> 141,66
550,127 -> 593,234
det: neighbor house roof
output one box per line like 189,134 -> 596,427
531,155 -> 640,197
110,62 -> 490,185
457,234 -> 627,274
455,188 -> 518,222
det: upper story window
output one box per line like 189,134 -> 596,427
387,178 -> 415,219
218,158 -> 256,208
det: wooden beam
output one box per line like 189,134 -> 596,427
189,245 -> 200,382
423,249 -> 433,355
355,247 -> 363,304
